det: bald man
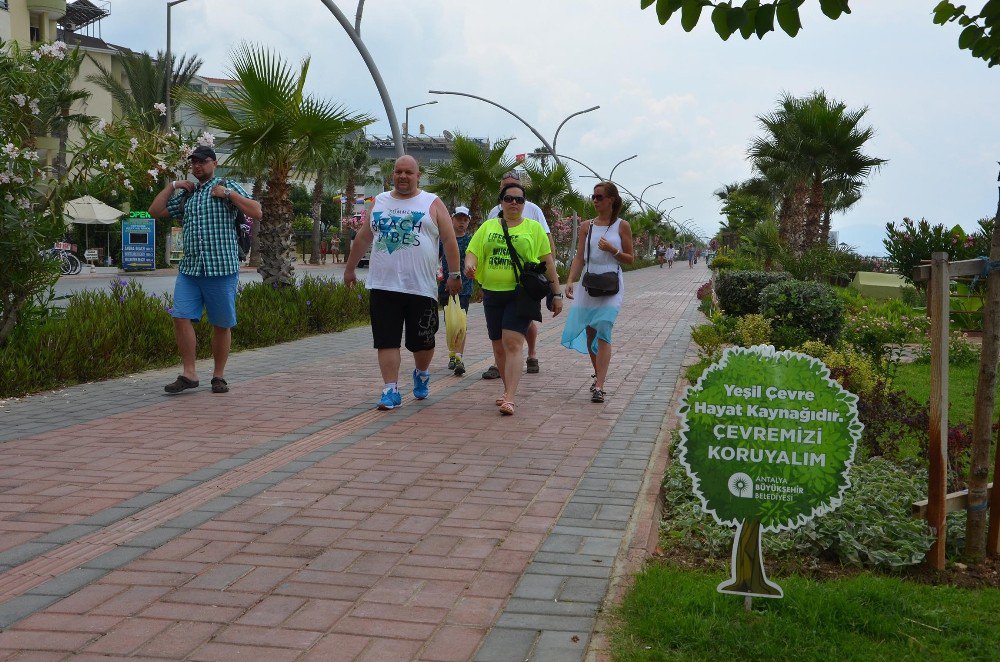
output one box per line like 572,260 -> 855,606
345,155 -> 461,410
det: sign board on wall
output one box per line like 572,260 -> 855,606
677,345 -> 863,598
121,211 -> 156,271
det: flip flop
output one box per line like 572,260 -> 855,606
164,375 -> 199,394
211,377 -> 229,394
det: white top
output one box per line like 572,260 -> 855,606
577,218 -> 625,310
367,190 -> 441,299
487,200 -> 551,234
665,247 -> 677,259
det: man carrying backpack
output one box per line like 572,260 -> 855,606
149,145 -> 261,395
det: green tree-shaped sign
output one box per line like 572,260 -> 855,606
677,345 -> 862,597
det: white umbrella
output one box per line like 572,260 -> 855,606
64,195 -> 124,252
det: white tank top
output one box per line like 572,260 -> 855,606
367,190 -> 441,299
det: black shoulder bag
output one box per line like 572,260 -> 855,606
500,219 -> 550,322
580,223 -> 620,297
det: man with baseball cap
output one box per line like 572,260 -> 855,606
149,145 -> 261,395
482,169 -> 556,378
439,205 -> 473,376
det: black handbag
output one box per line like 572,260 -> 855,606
581,223 -> 620,297
500,219 -> 550,301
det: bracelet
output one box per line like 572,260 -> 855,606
171,181 -> 177,190
225,189 -> 232,200
614,249 -> 621,258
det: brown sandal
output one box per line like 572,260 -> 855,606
495,394 -> 508,406
499,401 -> 514,415
164,375 -> 199,394
211,377 -> 229,394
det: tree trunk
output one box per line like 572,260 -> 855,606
345,171 -> 357,226
803,175 -> 825,250
257,169 -> 295,287
717,518 -> 782,598
967,204 -> 1000,561
787,181 -> 809,254
248,177 -> 264,268
54,104 -> 69,181
309,168 -> 325,266
820,207 -> 832,246
777,194 -> 794,248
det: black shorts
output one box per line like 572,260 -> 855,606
482,289 -> 532,341
370,289 -> 439,352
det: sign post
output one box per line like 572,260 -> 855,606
677,345 -> 863,600
121,211 -> 156,271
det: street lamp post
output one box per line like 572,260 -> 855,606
552,105 -> 599,157
165,0 -> 191,130
638,182 -> 662,209
319,0 -> 403,156
655,197 -> 675,211
404,101 -> 437,154
608,154 -> 638,181
664,205 -> 683,224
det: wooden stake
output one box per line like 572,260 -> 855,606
926,251 -> 950,570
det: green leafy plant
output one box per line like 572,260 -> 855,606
770,324 -> 810,350
883,217 -> 990,288
796,340 -> 877,399
715,270 -> 792,316
734,313 -> 771,347
691,323 -> 723,360
710,254 -> 735,271
914,330 -> 980,367
759,279 -> 845,344
782,242 -> 862,286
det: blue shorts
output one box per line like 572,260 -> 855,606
172,272 -> 239,328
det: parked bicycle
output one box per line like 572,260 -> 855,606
40,244 -> 82,275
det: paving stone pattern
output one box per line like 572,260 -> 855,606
0,263 -> 707,660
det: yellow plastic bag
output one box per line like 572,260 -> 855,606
444,295 -> 467,353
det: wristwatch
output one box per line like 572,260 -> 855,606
448,272 -> 461,279
551,293 -> 563,299
225,189 -> 232,200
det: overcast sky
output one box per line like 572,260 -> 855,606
97,1 -> 999,254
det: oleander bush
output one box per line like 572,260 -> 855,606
0,276 -> 370,397
715,270 -> 792,316
759,279 -> 845,345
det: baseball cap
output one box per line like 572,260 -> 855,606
501,170 -> 521,181
453,206 -> 470,216
189,145 -> 217,161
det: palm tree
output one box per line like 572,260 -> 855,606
521,161 -> 572,222
87,50 -> 202,131
425,135 -> 514,223
179,44 -> 373,286
750,92 -> 885,252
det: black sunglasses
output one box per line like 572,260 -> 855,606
502,195 -> 526,204
591,193 -> 607,202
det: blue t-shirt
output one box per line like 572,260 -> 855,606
439,233 -> 473,296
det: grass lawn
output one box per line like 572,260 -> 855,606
892,361 -> 1000,427
611,564 -> 1000,661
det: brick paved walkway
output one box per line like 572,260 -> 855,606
0,263 -> 708,661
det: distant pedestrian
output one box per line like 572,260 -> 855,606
344,155 -> 461,410
687,243 -> 695,268
665,243 -> 676,268
466,183 -> 563,416
331,235 -> 341,262
148,145 -> 262,395
320,238 -> 328,264
562,182 -> 633,404
440,206 -> 473,376
656,242 -> 666,268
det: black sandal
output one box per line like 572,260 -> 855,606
211,377 -> 229,394
482,365 -> 501,380
591,388 -> 605,403
164,375 -> 199,394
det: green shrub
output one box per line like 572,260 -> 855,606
715,270 -> 792,316
760,279 -> 845,344
710,255 -> 734,271
733,313 -> 771,347
0,276 -> 370,397
782,242 -> 862,285
841,291 -> 928,366
691,323 -> 722,360
796,340 -> 878,399
770,324 -> 811,349
661,448 -> 936,569
914,330 -> 980,367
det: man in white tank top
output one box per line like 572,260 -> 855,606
483,170 -> 556,378
345,155 -> 461,410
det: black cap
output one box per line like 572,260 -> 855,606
189,145 -> 217,161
